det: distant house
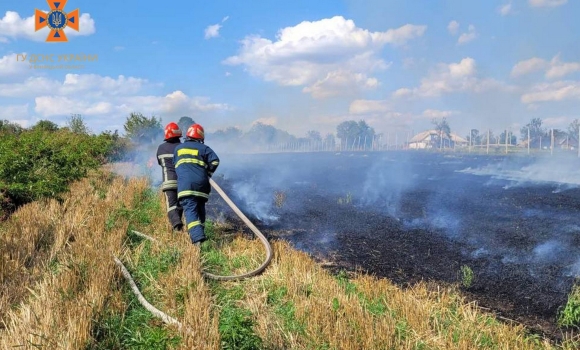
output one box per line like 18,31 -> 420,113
408,130 -> 469,149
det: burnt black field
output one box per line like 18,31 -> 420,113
206,151 -> 580,336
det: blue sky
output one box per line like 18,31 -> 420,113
0,0 -> 579,140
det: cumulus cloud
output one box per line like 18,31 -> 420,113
303,70 -> 380,99
498,2 -> 514,15
521,81 -> 580,104
0,11 -> 96,42
511,57 -> 549,77
223,16 -> 426,98
529,0 -> 568,7
349,99 -> 391,114
457,25 -> 477,45
546,55 -> 580,79
252,117 -> 277,126
0,104 -> 29,119
34,91 -> 230,118
511,54 -> 580,79
204,16 -> 229,39
393,58 -> 510,98
0,72 -> 230,131
0,53 -> 29,77
0,74 -> 150,98
422,109 -> 459,118
447,20 -> 459,35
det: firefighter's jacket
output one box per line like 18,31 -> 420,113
156,139 -> 181,191
173,140 -> 220,201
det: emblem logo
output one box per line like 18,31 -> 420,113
35,0 -> 80,42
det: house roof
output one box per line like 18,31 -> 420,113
409,130 -> 468,143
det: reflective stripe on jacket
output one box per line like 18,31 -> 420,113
174,140 -> 220,199
156,139 -> 181,191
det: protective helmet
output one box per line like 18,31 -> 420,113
164,122 -> 182,140
186,124 -> 205,140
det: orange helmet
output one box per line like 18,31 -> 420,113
186,124 -> 205,140
164,122 -> 182,140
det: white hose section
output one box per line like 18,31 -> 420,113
112,178 -> 273,331
113,256 -> 191,334
205,178 -> 273,281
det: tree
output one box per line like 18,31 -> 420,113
67,114 -> 90,134
0,120 -> 23,135
499,130 -> 517,145
32,120 -> 59,132
324,133 -> 336,150
306,130 -> 322,143
177,116 -> 195,133
466,129 -> 481,145
211,126 -> 242,142
123,112 -> 162,143
520,118 -> 544,147
336,120 -> 375,150
568,119 -> 580,138
431,118 -> 451,148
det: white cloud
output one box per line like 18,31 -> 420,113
303,70 -> 380,99
0,104 -> 29,119
511,57 -> 549,77
542,116 -> 571,128
0,53 -> 29,77
393,58 -> 511,98
204,24 -> 222,39
223,16 -> 425,98
0,72 -> 230,132
252,117 -> 277,126
457,25 -> 477,45
447,20 -> 459,35
0,11 -> 95,42
204,16 -> 229,39
546,55 -> 580,79
34,91 -> 230,118
521,81 -> 580,103
349,99 -> 391,114
529,0 -> 568,7
0,74 -> 149,98
498,2 -> 514,15
422,109 -> 459,118
114,46 -> 125,51
511,54 -> 580,79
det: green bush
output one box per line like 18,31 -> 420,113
0,127 -> 129,216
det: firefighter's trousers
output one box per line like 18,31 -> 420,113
164,189 -> 183,229
180,196 -> 206,244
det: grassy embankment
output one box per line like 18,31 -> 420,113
4,165 -> 580,349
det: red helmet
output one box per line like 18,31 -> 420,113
186,124 -> 205,140
164,122 -> 182,140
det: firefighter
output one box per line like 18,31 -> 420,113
174,123 -> 220,246
156,122 -> 184,231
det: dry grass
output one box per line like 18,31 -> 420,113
1,166 -> 576,349
128,190 -> 221,350
0,170 -> 144,349
207,229 -> 559,349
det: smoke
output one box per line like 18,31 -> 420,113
109,136 -> 165,187
360,155 -> 416,216
458,155 -> 580,188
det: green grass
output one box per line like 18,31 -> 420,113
88,188 -> 183,349
204,224 -> 263,350
559,283 -> 580,327
460,265 -> 474,289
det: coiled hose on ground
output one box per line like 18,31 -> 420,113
112,178 -> 274,331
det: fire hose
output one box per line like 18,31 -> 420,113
112,178 -> 273,331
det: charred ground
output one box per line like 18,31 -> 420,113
206,151 -> 580,340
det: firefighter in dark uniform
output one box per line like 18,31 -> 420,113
156,122 -> 184,231
174,123 -> 219,246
